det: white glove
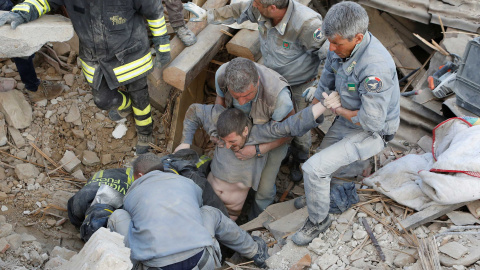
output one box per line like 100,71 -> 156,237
322,91 -> 341,109
183,2 -> 207,22
302,86 -> 316,103
174,143 -> 191,153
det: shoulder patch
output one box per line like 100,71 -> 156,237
313,28 -> 323,42
364,76 -> 383,92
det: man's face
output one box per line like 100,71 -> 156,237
328,34 -> 363,59
252,0 -> 271,18
229,82 -> 258,106
221,126 -> 249,152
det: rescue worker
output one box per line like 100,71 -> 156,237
214,57 -> 294,219
175,91 -> 340,220
0,0 -> 171,154
185,0 -> 328,182
107,153 -> 269,269
68,152 -> 228,242
291,1 -> 400,246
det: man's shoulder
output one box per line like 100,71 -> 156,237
356,36 -> 395,74
289,2 -> 322,27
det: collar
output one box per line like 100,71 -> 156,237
341,32 -> 371,75
257,0 -> 294,35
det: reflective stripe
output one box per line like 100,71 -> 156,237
103,209 -> 114,213
168,168 -> 179,175
117,91 -> 131,110
135,117 -> 152,126
158,44 -> 170,52
113,53 -> 153,83
98,170 -> 104,178
92,171 -> 99,180
79,58 -> 95,84
12,4 -> 30,12
147,17 -> 167,36
24,0 -> 50,15
126,168 -> 134,186
132,104 -> 151,116
113,53 -> 151,75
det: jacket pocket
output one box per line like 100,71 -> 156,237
115,42 -> 143,63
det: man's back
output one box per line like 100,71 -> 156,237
124,171 -> 213,265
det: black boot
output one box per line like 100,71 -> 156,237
290,160 -> 303,182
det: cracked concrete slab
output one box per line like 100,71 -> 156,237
0,12 -> 74,58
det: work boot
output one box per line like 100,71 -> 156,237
136,134 -> 154,155
28,80 -> 64,102
294,196 -> 306,209
291,215 -> 332,246
108,106 -> 132,122
174,26 -> 197,47
251,236 -> 269,268
290,160 -> 303,182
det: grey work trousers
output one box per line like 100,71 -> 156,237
303,119 -> 385,224
164,0 -> 185,28
290,80 -> 314,161
108,206 -> 257,269
250,143 -> 289,218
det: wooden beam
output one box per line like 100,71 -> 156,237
147,0 -> 228,111
398,202 -> 467,232
163,25 -> 235,90
167,70 -> 207,152
226,29 -> 261,61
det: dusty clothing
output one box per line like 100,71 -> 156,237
208,0 -> 326,86
216,61 -> 292,124
305,32 -> 401,224
314,32 -> 400,136
12,0 -> 167,90
112,171 -> 258,268
164,0 -> 185,28
181,103 -> 321,188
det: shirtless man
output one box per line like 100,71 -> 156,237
175,92 -> 340,219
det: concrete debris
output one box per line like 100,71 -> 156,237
417,135 -> 433,153
0,119 -> 6,146
439,241 -> 468,260
8,126 -> 26,148
393,252 -> 416,267
71,170 -> 87,181
15,163 -> 40,181
57,227 -> 132,270
65,103 -> 81,124
0,13 -> 74,58
0,90 -> 32,129
266,240 -> 309,270
60,150 -> 81,172
315,253 -> 339,270
50,246 -> 77,261
50,190 -> 75,210
82,150 -> 100,166
63,74 -> 75,87
446,211 -> 480,226
266,208 -> 308,240
112,123 -> 128,139
52,42 -> 71,57
101,154 -> 112,165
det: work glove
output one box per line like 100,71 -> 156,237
301,80 -> 318,103
322,91 -> 341,109
152,35 -> 171,69
329,182 -> 359,214
183,2 -> 207,21
0,12 -> 25,29
251,236 -> 269,268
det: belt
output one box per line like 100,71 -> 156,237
196,248 -> 210,269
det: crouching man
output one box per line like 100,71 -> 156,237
107,153 -> 269,269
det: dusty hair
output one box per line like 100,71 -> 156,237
225,58 -> 259,93
132,153 -> 164,177
217,108 -> 250,138
322,1 -> 368,40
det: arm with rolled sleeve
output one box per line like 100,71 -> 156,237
181,104 -> 225,145
350,64 -> 396,133
207,0 -> 258,25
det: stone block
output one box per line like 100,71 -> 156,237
0,13 -> 74,58
266,240 -> 309,270
8,126 -> 25,148
0,119 -> 6,146
51,246 -> 77,260
0,223 -> 12,238
315,253 -> 339,270
65,103 -> 81,123
440,242 -> 468,260
447,211 -> 480,226
6,233 -> 22,250
15,163 -> 40,181
58,227 -> 132,270
60,150 -> 81,172
82,150 -> 100,166
266,208 -> 308,240
394,252 -> 416,267
0,90 -> 32,129
0,237 -> 9,253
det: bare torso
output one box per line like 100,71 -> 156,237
207,172 -> 250,220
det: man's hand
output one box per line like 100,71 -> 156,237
0,12 -> 25,29
234,145 -> 256,161
152,35 -> 171,69
322,91 -> 341,110
183,2 -> 207,22
210,135 -> 225,148
174,143 -> 190,153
